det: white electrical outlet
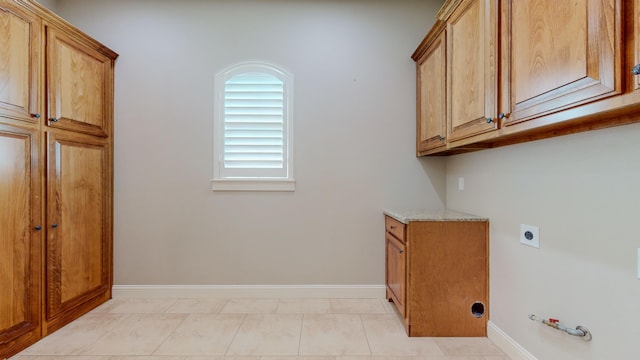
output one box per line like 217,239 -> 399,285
637,248 -> 640,279
458,177 -> 464,191
520,224 -> 540,248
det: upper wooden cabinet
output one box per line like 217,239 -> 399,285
46,26 -> 113,137
446,0 -> 497,142
500,0 -> 621,126
0,2 -> 41,124
634,0 -> 640,92
413,22 -> 447,155
414,0 -> 640,155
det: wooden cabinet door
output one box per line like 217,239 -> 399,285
45,131 -> 111,333
501,0 -> 622,125
46,26 -> 112,137
415,25 -> 447,155
0,125 -> 41,358
0,2 -> 41,124
386,234 -> 406,317
633,0 -> 640,91
447,0 -> 497,142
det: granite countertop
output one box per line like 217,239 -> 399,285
383,209 -> 488,224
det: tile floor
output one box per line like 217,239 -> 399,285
11,298 -> 510,360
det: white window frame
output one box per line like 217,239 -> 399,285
212,60 -> 294,191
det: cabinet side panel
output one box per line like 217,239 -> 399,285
408,221 -> 488,337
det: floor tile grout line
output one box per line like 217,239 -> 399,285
297,313 -> 305,356
359,314 -> 374,356
75,313 -> 134,357
223,313 -> 247,355
162,298 -> 180,313
218,298 -> 230,314
149,312 -> 190,356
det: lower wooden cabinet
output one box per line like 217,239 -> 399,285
385,212 -> 489,337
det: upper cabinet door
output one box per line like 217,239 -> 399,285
414,24 -> 447,155
634,0 -> 640,92
46,26 -> 111,137
0,3 -> 40,123
501,0 -> 622,125
446,0 -> 498,142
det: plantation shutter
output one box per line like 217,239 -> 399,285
223,72 -> 285,176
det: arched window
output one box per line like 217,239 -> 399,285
212,61 -> 294,191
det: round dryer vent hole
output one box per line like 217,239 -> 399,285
471,302 -> 485,318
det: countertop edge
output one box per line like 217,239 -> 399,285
383,209 -> 489,224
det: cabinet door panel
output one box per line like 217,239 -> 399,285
0,125 -> 40,358
386,234 -> 406,316
504,0 -> 621,125
46,132 -> 110,325
447,0 -> 497,141
0,3 -> 40,123
46,27 -> 110,137
634,0 -> 640,91
416,28 -> 446,153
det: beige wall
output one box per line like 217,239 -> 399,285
54,0 -> 447,285
447,123 -> 640,359
37,0 -> 57,11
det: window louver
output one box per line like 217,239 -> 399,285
224,73 -> 284,170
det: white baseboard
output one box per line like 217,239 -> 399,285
112,284 -> 387,299
488,321 -> 538,360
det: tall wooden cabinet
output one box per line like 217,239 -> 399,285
0,0 -> 117,357
43,20 -> 115,335
384,211 -> 489,337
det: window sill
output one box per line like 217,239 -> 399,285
211,178 -> 296,192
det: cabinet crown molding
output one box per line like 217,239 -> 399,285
436,0 -> 464,21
